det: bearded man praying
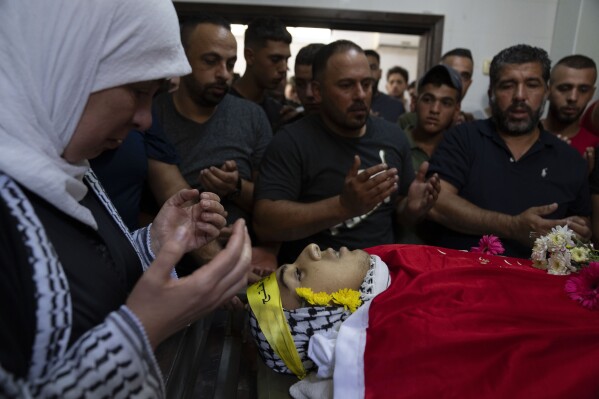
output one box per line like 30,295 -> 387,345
426,44 -> 591,258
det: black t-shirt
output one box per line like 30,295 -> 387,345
428,118 -> 591,257
255,114 -> 414,264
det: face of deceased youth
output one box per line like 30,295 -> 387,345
62,80 -> 161,163
276,243 -> 371,310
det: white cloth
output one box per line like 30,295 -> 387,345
310,329 -> 339,379
292,255 -> 391,399
290,372 -> 334,399
332,255 -> 390,398
0,0 -> 190,228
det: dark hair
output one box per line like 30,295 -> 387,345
364,49 -> 380,64
441,48 -> 473,62
554,54 -> 596,71
179,14 -> 231,50
295,43 -> 325,67
312,40 -> 364,82
244,16 -> 291,49
489,44 -> 551,88
408,80 -> 417,89
387,66 -> 409,83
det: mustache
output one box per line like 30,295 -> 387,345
206,83 -> 229,91
348,102 -> 368,112
559,105 -> 580,112
507,101 -> 532,114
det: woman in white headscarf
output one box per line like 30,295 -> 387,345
0,0 -> 252,397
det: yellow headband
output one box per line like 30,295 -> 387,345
247,272 -> 306,379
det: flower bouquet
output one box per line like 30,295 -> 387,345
530,225 -> 599,311
530,225 -> 599,275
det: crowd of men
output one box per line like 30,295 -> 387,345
92,13 -> 599,269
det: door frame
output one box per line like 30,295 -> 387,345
173,2 -> 444,77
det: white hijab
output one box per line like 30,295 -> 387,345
0,0 -> 191,228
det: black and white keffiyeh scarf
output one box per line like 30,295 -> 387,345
249,255 -> 389,375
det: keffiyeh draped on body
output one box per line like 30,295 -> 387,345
249,255 -> 390,376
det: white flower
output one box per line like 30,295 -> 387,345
532,260 -> 548,270
546,225 -> 575,252
547,252 -> 572,275
531,238 -> 548,261
532,238 -> 548,258
570,246 -> 590,263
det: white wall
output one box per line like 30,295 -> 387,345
551,0 -> 599,104
231,26 -> 420,103
186,0 -> 563,112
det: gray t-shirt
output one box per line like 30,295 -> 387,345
153,93 -> 273,224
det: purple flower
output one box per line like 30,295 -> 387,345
565,262 -> 599,311
471,235 -> 505,256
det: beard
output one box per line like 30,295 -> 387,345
181,75 -> 229,107
490,95 -> 545,137
550,104 -> 584,124
343,101 -> 370,130
323,101 -> 369,130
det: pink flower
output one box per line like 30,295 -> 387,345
471,235 -> 505,255
565,262 -> 599,311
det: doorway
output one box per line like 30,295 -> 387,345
173,2 -> 444,79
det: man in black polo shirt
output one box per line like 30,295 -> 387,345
427,44 -> 591,258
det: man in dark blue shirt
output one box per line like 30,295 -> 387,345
427,44 -> 591,258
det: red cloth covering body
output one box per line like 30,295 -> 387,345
363,245 -> 599,399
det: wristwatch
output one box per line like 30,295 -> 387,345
227,176 -> 242,200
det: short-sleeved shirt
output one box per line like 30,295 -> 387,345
255,114 -> 414,264
229,86 -> 284,131
153,92 -> 272,225
404,129 -> 430,172
398,111 -> 417,133
428,118 -> 591,258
